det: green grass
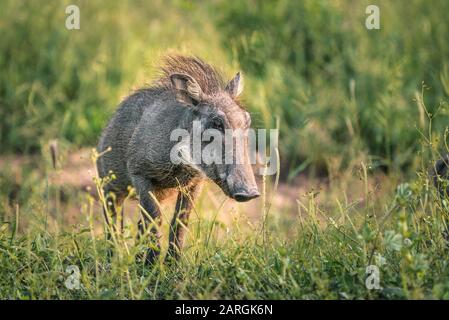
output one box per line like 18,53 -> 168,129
1,183 -> 449,299
1,136 -> 449,299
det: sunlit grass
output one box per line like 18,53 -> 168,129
1,128 -> 449,299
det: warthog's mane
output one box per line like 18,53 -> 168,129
154,55 -> 226,95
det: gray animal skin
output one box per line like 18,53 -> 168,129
97,55 -> 259,264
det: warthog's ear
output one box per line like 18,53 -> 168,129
226,72 -> 244,98
170,73 -> 203,106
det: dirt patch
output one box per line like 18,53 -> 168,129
1,148 -> 393,234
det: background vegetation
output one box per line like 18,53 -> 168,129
1,0 -> 449,299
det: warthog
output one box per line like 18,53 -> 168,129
97,55 -> 259,263
430,154 -> 449,240
431,153 -> 449,198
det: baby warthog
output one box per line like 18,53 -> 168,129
431,153 -> 449,198
97,55 -> 259,263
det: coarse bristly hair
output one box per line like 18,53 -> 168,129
154,55 -> 226,95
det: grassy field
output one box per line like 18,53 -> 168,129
1,142 -> 449,299
1,0 -> 449,299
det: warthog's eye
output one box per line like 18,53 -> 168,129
210,118 -> 224,132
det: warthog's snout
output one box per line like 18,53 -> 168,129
224,162 -> 260,203
231,188 -> 260,202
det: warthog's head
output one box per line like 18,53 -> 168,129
170,67 -> 259,202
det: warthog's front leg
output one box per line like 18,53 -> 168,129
131,175 -> 162,265
167,184 -> 201,260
